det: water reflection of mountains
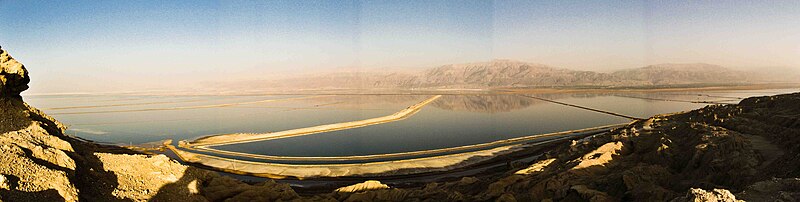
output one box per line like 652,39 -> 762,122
433,93 -> 619,113
309,93 -> 616,113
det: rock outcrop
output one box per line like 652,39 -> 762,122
671,188 -> 743,202
1,46 -> 79,201
0,47 -> 301,202
0,99 -> 79,201
334,180 -> 390,193
0,46 -> 29,97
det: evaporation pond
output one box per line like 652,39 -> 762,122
29,94 -> 427,144
213,94 -> 634,157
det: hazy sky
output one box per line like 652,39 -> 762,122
1,0 -> 799,93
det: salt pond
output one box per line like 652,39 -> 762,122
25,88 -> 798,157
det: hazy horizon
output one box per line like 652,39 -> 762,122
2,1 -> 799,93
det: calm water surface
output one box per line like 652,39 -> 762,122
23,88 -> 798,156
26,95 -> 422,144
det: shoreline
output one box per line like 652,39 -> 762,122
166,124 -> 624,179
181,124 -> 624,163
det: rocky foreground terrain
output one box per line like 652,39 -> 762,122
1,47 -> 307,202
2,46 -> 800,201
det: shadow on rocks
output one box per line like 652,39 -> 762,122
1,174 -> 64,201
24,98 -> 143,202
0,98 -> 32,134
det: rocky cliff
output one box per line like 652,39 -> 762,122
0,47 -> 30,97
0,47 -> 299,202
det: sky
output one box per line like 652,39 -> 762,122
1,0 -> 799,93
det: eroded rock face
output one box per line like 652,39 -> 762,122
91,154 -> 214,201
203,177 -> 300,202
0,46 -> 301,202
0,47 -> 30,97
0,97 -> 78,201
0,47 -> 79,201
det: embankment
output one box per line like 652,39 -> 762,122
183,124 -> 623,162
186,95 -> 442,147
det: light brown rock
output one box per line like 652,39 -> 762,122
0,46 -> 29,97
515,158 -> 556,175
0,100 -> 78,201
93,153 -> 213,201
0,175 -> 8,190
572,141 -> 623,170
671,188 -> 742,202
335,180 -> 390,193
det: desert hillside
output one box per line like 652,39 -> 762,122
611,63 -> 751,85
415,59 -> 620,88
244,60 -> 791,90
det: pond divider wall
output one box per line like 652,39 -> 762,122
167,127 -> 621,179
169,123 -> 626,178
184,95 -> 442,147
168,94 -> 632,178
187,124 -> 625,162
519,94 -> 644,120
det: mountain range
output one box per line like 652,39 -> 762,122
221,60 -> 796,90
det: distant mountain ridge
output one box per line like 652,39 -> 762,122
242,60 -> 793,90
611,63 -> 750,85
417,59 -> 620,88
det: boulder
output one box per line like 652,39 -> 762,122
671,188 -> 742,202
0,47 -> 30,97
